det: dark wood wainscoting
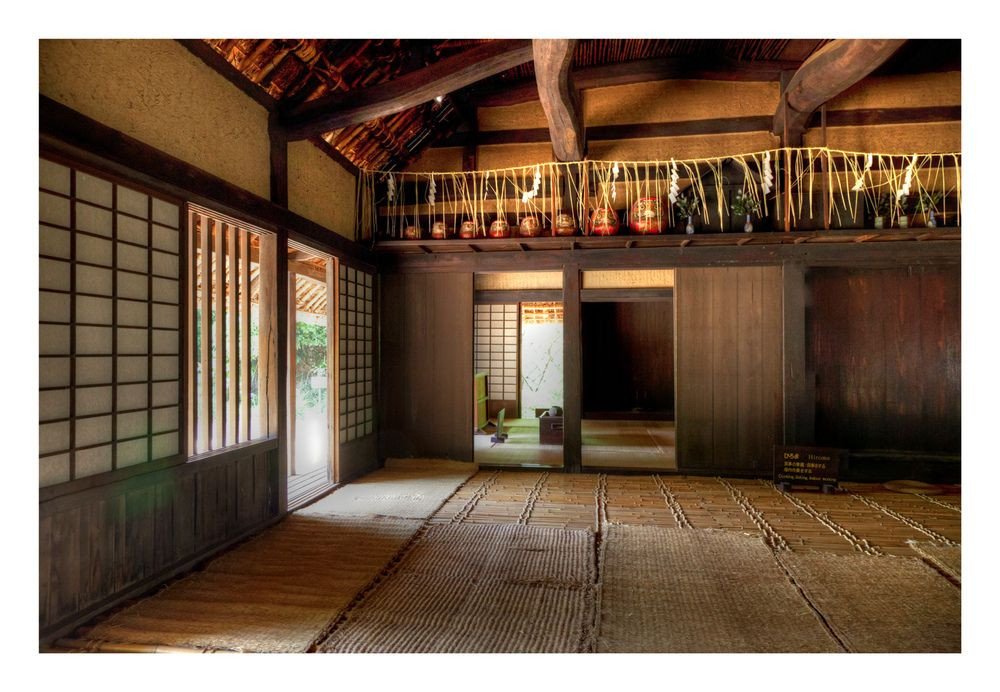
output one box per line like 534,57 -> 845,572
39,440 -> 280,642
675,266 -> 784,473
809,266 -> 961,454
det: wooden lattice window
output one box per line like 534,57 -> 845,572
474,303 -> 519,402
39,158 -> 182,487
339,265 -> 373,442
186,206 -> 277,454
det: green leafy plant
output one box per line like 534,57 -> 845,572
869,192 -> 893,216
730,190 -> 761,216
674,193 -> 700,218
917,189 -> 943,213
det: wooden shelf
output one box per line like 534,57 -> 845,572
374,228 -> 962,256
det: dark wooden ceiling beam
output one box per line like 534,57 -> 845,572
279,39 -> 533,140
773,39 -> 907,144
533,39 -> 585,162
469,55 -> 804,107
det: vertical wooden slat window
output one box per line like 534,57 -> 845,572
38,157 -> 181,487
338,266 -> 374,443
187,206 -> 274,454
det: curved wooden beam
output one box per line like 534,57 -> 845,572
533,39 -> 585,162
279,39 -> 533,140
773,39 -> 907,142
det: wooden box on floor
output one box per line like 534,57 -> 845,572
540,415 -> 564,444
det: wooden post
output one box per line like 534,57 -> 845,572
821,105 -> 830,230
214,221 -> 226,447
275,229 -> 289,514
186,209 -> 197,455
287,270 -> 297,477
257,233 -> 278,438
782,264 -> 814,445
783,93 -> 792,233
199,215 -> 212,452
326,258 -> 339,483
562,265 -> 582,473
239,229 -> 251,442
227,224 -> 238,445
269,113 -> 289,208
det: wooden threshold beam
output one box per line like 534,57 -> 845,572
279,40 -> 533,140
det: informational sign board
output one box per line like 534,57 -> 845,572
773,446 -> 842,492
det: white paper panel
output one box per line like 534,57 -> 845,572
152,277 -> 179,304
76,325 -> 113,355
40,192 -> 70,227
39,357 -> 71,389
117,438 -> 148,468
117,213 -> 148,244
117,383 -> 147,411
40,160 -> 71,194
76,386 -> 112,416
75,444 -> 112,478
76,415 -> 112,448
39,453 -> 71,487
117,327 -> 148,355
152,329 -> 178,355
152,224 -> 179,252
75,356 -> 113,385
151,431 -> 179,459
152,303 -> 179,329
117,271 -> 148,300
39,225 -> 71,259
117,410 -> 148,439
39,389 -> 70,422
39,324 -> 70,355
39,421 -> 70,455
77,235 -> 113,267
152,199 -> 180,228
40,291 -> 71,323
117,299 -> 148,327
75,171 -> 113,207
152,381 -> 178,407
117,186 -> 148,218
152,406 -> 178,433
39,258 -> 71,292
76,202 -> 113,237
76,265 -> 113,296
117,355 -> 148,383
117,243 -> 148,273
76,296 -> 113,325
152,355 -> 178,380
151,250 -> 179,278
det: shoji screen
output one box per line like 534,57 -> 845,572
338,265 -> 373,443
39,158 -> 182,487
473,303 -> 518,406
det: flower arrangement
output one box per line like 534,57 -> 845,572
730,190 -> 761,216
674,193 -> 700,218
869,192 -> 893,216
917,189 -> 943,213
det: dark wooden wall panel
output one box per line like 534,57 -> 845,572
39,441 -> 280,640
341,435 -> 379,483
676,266 -> 784,473
380,272 -> 473,460
581,300 -> 674,417
809,266 -> 960,453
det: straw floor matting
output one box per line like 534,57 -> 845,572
318,523 -> 596,653
299,458 -> 477,519
908,541 -> 962,582
778,552 -> 961,652
77,515 -> 422,652
596,526 -> 843,652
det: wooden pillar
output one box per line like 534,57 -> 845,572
274,230 -> 289,513
199,215 -> 212,452
287,271 -> 297,477
326,258 -> 339,483
782,264 -> 814,444
269,113 -> 289,207
562,265 -> 582,473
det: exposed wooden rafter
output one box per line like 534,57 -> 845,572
773,39 -> 907,145
278,39 -> 533,140
533,39 -> 585,162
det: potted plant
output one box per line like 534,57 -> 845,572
731,190 -> 761,233
896,194 -> 911,229
917,190 -> 944,228
869,193 -> 892,230
674,193 -> 700,235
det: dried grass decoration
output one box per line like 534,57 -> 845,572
356,149 -> 960,241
